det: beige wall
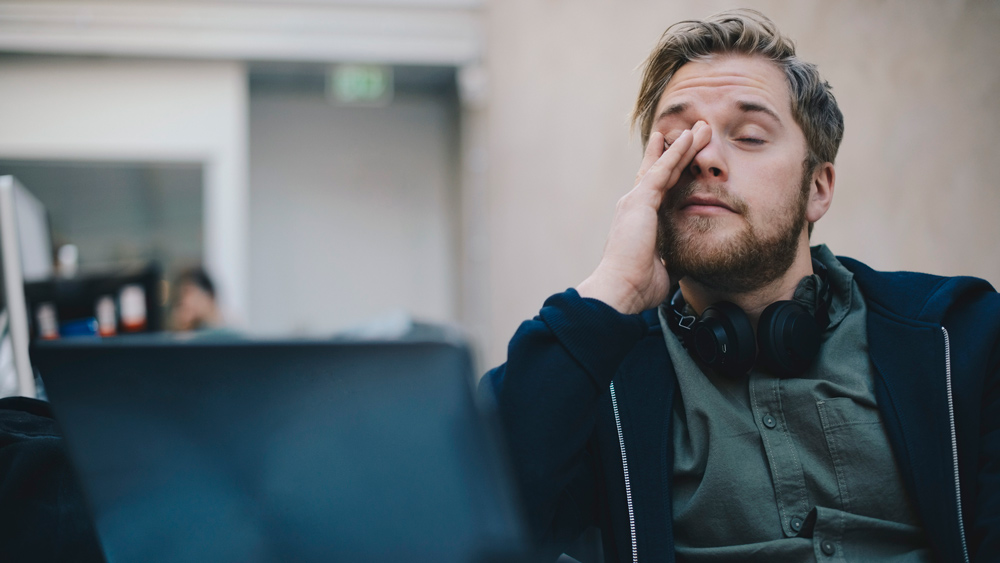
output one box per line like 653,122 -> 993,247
480,0 -> 1000,367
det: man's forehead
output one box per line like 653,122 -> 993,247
655,54 -> 791,120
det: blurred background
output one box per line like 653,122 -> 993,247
0,0 -> 997,371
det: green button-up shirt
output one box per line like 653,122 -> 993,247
659,245 -> 931,562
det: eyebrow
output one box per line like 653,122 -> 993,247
735,101 -> 781,124
656,102 -> 689,122
654,100 -> 783,125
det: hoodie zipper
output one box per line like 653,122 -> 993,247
942,327 -> 970,563
609,382 -> 638,563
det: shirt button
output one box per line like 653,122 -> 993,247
821,539 -> 836,556
790,516 -> 803,532
763,414 -> 777,429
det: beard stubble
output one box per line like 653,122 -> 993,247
657,170 -> 811,294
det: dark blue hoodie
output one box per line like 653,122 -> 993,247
484,256 -> 1000,563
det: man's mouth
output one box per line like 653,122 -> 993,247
678,194 -> 737,214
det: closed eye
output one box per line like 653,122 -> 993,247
736,137 -> 765,145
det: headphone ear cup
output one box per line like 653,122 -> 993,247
757,301 -> 822,377
692,301 -> 756,378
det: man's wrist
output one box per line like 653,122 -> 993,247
576,274 -> 640,315
540,288 -> 648,384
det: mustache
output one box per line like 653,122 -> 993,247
663,180 -> 749,215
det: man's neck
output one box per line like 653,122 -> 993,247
678,243 -> 815,329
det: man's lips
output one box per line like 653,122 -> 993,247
678,194 -> 737,214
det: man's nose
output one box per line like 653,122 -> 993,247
688,131 -> 727,181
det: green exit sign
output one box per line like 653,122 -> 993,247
328,64 -> 394,106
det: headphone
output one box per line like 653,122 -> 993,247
667,259 -> 832,379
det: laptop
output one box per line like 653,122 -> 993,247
31,338 -> 531,563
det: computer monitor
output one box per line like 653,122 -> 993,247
0,175 -> 48,398
11,177 -> 54,282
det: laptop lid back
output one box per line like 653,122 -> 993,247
33,339 -> 527,563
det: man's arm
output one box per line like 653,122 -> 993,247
483,290 -> 647,546
485,123 -> 711,547
973,307 -> 1000,561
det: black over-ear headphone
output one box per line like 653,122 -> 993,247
668,259 -> 833,379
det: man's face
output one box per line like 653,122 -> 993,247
653,54 -> 812,294
171,281 -> 216,331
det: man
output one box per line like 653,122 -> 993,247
170,267 -> 224,332
482,9 -> 999,563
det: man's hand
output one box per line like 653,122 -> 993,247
576,121 -> 711,314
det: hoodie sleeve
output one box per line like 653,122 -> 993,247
970,291 -> 1000,562
480,289 -> 646,548
935,279 -> 1000,563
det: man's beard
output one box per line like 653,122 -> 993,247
657,172 -> 810,294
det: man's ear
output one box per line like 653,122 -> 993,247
806,162 -> 835,223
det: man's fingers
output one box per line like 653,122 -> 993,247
663,121 -> 712,189
625,121 -> 711,209
638,125 -> 697,192
634,132 -> 665,186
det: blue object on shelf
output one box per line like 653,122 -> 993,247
60,318 -> 99,338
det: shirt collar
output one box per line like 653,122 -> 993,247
809,244 -> 853,331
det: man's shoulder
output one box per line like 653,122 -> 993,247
837,254 -> 998,325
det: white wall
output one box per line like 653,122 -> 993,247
0,57 -> 249,321
249,86 -> 460,335
0,0 -> 485,351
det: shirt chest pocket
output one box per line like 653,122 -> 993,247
815,397 -> 917,524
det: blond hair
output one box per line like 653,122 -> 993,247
632,9 -> 844,170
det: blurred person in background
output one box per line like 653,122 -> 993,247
482,9 -> 998,563
170,267 -> 223,332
